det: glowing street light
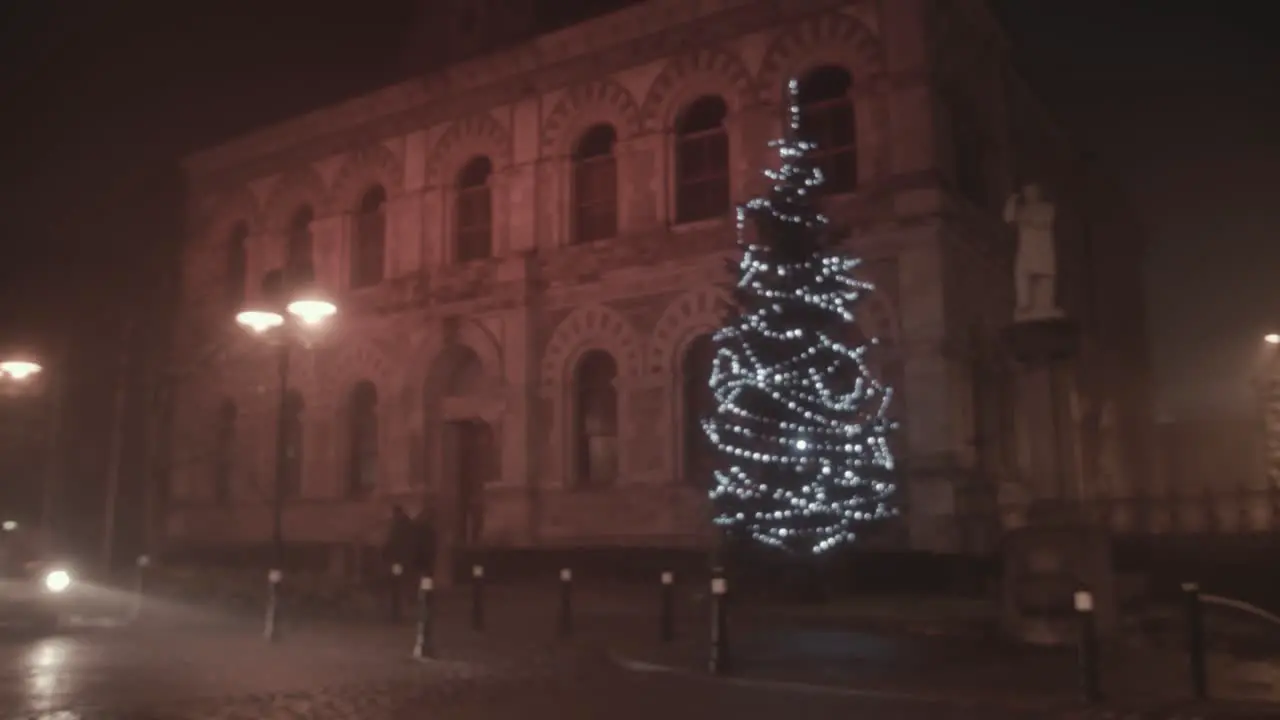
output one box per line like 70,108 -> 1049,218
0,359 -> 42,381
234,270 -> 336,641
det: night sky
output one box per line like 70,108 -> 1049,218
1,1 -> 1276,422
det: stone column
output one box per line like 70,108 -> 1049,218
1004,318 -> 1085,525
386,192 -> 423,277
310,215 -> 346,290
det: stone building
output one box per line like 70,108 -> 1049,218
166,0 -> 1152,570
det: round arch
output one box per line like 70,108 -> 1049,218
331,144 -> 406,211
640,48 -> 755,132
427,113 -> 512,187
541,79 -> 642,156
540,304 -> 643,391
756,14 -> 885,101
263,167 -> 330,230
646,286 -> 733,377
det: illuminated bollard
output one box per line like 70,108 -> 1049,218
132,554 -> 150,622
709,571 -> 730,675
1075,589 -> 1101,704
413,575 -> 434,660
470,564 -> 485,632
389,563 -> 404,623
558,568 -> 573,638
264,568 -> 283,642
659,571 -> 675,643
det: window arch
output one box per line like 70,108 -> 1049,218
573,124 -> 618,244
226,222 -> 248,308
681,334 -> 717,485
351,186 -> 386,288
674,96 -> 730,223
796,66 -> 856,194
213,400 -> 237,503
573,350 -> 619,487
455,157 -> 493,262
282,390 -> 304,499
286,205 -> 315,282
346,381 -> 378,498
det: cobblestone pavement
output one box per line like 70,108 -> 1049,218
0,609 -> 1270,719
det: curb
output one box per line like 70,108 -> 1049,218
607,654 -> 1274,718
606,651 -> 1068,712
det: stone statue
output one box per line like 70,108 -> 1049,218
1003,183 -> 1061,321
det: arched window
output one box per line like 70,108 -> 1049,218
351,186 -> 386,288
213,400 -> 237,503
346,381 -> 379,498
226,222 -> 248,308
573,350 -> 618,487
675,96 -> 730,223
681,334 -> 717,485
286,205 -> 315,282
573,124 -> 618,243
444,346 -> 485,397
797,66 -> 856,194
455,157 -> 493,262
281,390 -> 304,499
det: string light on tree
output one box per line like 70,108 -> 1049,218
703,78 -> 897,555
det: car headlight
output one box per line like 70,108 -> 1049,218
43,569 -> 72,593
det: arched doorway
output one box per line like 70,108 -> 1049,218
423,343 -> 499,576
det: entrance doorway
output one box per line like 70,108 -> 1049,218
441,419 -> 494,547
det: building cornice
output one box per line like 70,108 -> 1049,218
182,0 -> 857,186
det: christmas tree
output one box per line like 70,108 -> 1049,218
703,80 -> 897,555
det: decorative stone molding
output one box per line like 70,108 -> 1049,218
755,12 -> 885,99
645,286 -> 732,377
426,113 -> 513,187
640,48 -> 756,131
262,167 -> 331,229
330,144 -> 407,212
541,79 -> 643,156
540,304 -> 644,390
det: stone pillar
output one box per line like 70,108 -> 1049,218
421,187 -> 446,269
1003,318 -> 1085,523
310,215 -> 345,291
386,193 -> 423,277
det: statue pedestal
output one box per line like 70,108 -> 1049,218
1002,318 -> 1085,514
1001,522 -> 1117,645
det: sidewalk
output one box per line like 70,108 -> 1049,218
129,582 -> 1280,717
608,624 -> 1280,716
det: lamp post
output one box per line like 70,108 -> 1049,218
234,271 -> 337,571
0,356 -> 56,547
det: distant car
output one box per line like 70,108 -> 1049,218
0,520 -> 75,631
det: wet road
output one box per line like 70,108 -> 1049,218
0,621 -> 1258,719
0,622 -> 1062,720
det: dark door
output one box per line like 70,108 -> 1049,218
443,419 -> 493,547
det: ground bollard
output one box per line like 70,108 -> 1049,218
1075,589 -> 1101,704
264,568 -> 283,642
709,571 -> 730,675
470,564 -> 485,632
413,575 -> 434,660
558,568 -> 573,637
659,571 -> 675,642
1183,582 -> 1208,700
389,563 -> 404,623
132,554 -> 150,622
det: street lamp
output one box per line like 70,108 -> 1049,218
0,358 -> 42,381
235,272 -> 336,575
0,354 -> 58,548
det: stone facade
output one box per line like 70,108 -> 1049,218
165,0 -> 1151,560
